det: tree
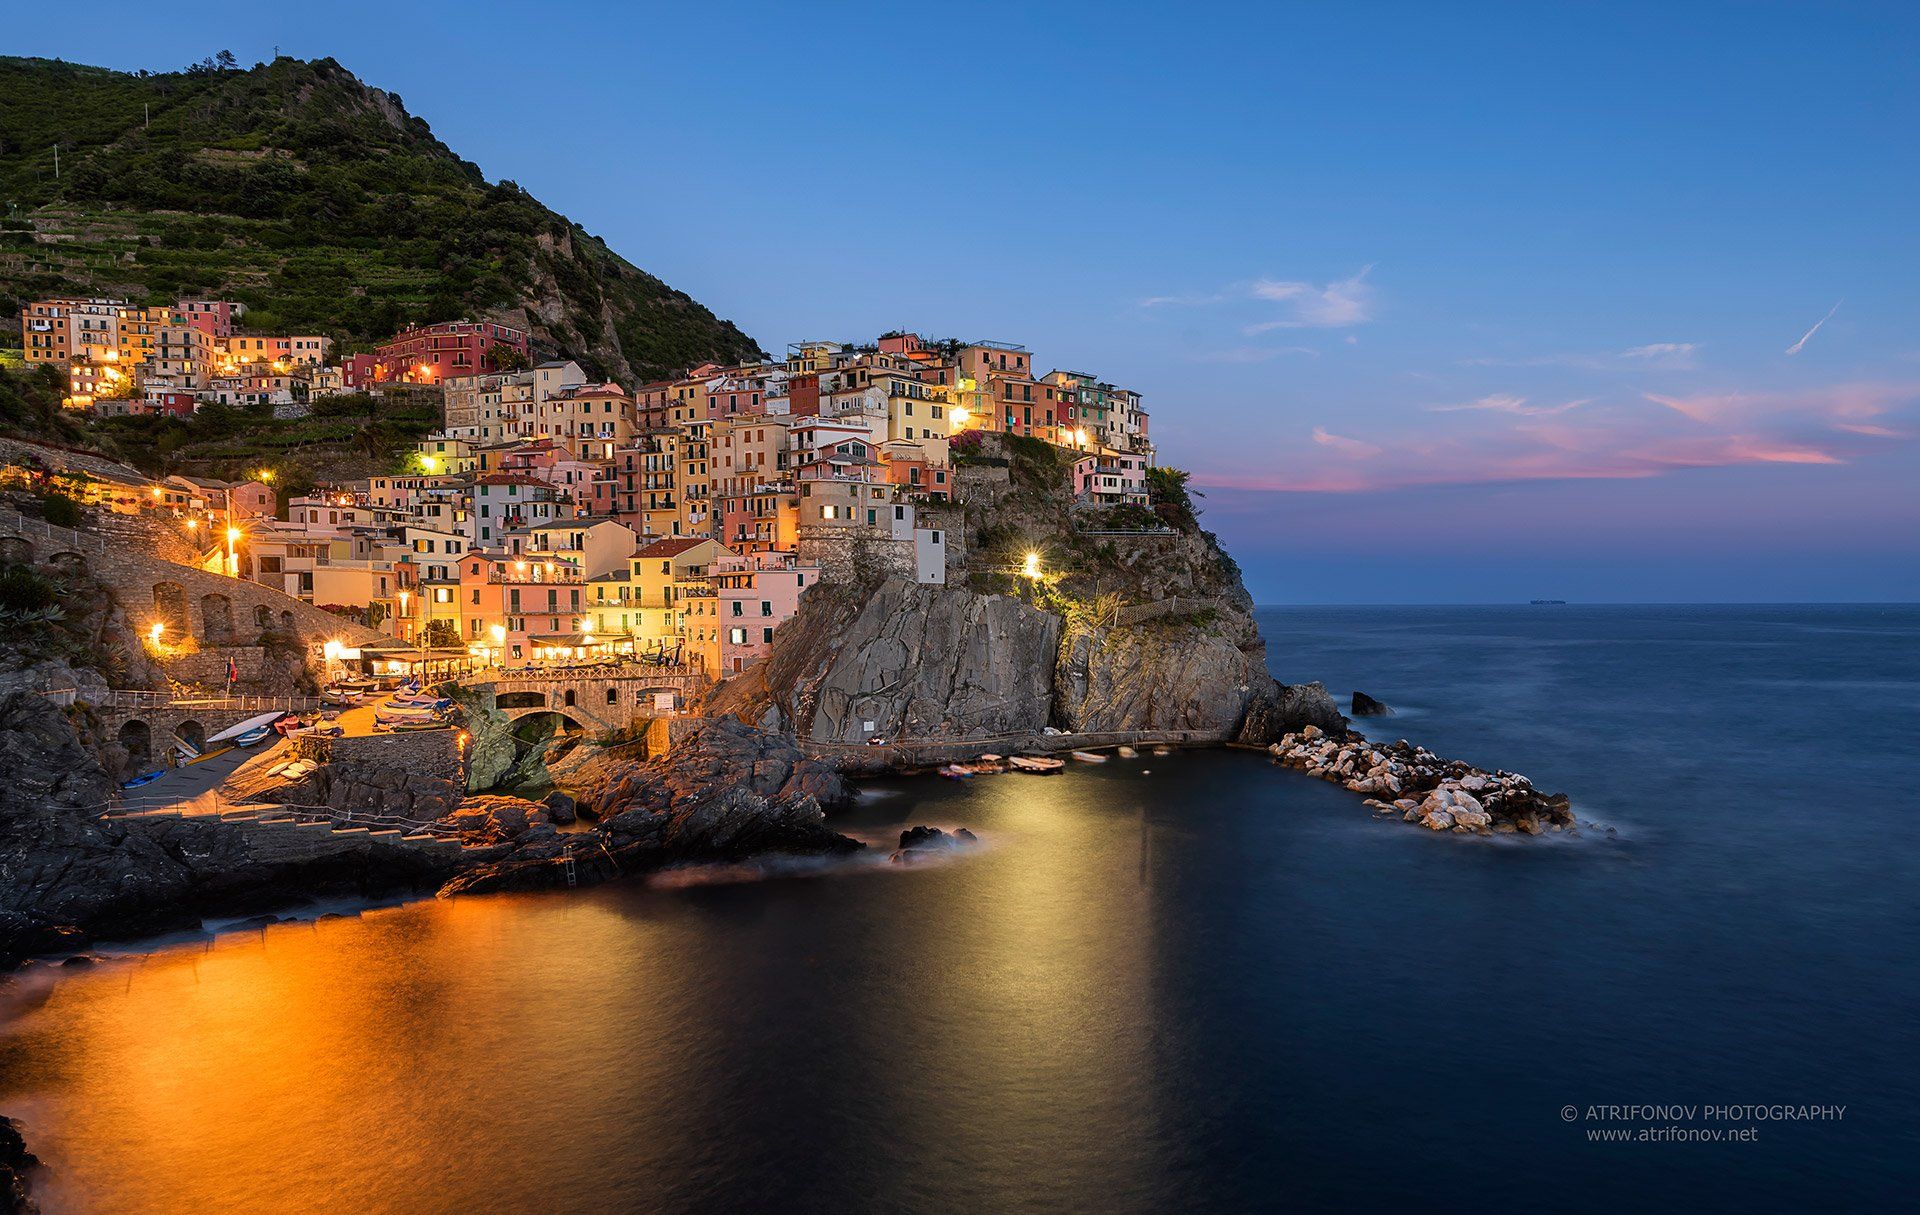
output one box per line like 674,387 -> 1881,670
216,50 -> 239,71
487,343 -> 531,373
422,619 -> 458,649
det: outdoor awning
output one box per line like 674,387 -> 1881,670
528,632 -> 634,646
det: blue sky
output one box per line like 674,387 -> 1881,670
16,1 -> 1920,601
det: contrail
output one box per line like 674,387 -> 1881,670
1785,300 -> 1842,355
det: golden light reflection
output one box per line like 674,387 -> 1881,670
0,896 -> 698,1214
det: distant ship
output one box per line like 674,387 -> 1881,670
1529,599 -> 1568,605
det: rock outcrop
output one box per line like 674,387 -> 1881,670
890,825 -> 979,864
1268,726 -> 1577,835
441,716 -> 861,896
1054,618 -> 1282,737
1351,691 -> 1393,716
724,578 -> 1061,743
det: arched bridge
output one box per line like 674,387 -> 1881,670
464,665 -> 709,735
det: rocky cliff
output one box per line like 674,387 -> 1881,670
711,437 -> 1341,748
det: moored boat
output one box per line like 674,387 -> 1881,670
1070,750 -> 1107,763
122,769 -> 165,789
1008,755 -> 1065,774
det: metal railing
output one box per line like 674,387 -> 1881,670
93,690 -> 327,713
0,506 -> 114,553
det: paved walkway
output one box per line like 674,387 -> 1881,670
118,737 -> 292,816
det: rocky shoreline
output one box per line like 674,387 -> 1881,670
1267,724 -> 1578,834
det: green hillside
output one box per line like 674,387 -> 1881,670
0,54 -> 764,379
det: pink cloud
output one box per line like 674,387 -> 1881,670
1188,380 -> 1917,494
1311,426 -> 1382,458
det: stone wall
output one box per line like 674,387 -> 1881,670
797,525 -> 914,586
292,730 -> 466,820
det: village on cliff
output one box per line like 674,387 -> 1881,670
12,297 -> 1156,685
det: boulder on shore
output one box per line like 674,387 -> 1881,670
1351,691 -> 1394,716
440,716 -> 863,896
890,825 -> 980,863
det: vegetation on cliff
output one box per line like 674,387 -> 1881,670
0,54 -> 763,380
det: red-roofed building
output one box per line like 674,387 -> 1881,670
373,321 -> 530,384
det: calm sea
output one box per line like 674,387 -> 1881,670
1,604 -> 1915,1213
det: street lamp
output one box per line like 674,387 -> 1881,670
1023,551 -> 1042,580
490,623 -> 506,668
225,526 -> 242,577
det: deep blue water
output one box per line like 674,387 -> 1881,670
1,604 -> 1915,1212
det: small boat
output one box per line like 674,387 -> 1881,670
377,717 -> 445,732
979,753 -> 1003,763
1151,745 -> 1172,756
184,745 -> 236,766
206,711 -> 287,746
232,725 -> 275,747
1008,755 -> 1065,774
1070,750 -> 1108,763
938,764 -> 975,780
388,693 -> 450,710
122,769 -> 165,789
1116,745 -> 1137,758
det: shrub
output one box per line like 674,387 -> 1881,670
41,493 -> 82,528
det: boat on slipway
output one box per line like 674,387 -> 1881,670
205,711 -> 288,749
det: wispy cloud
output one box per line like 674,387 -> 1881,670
1621,342 -> 1701,369
1191,345 -> 1319,364
1785,301 -> 1842,355
1622,343 -> 1697,360
1429,393 -> 1591,417
1245,266 -> 1376,330
1311,426 -> 1382,458
1463,342 -> 1700,371
1138,290 -> 1230,308
1138,267 -> 1377,331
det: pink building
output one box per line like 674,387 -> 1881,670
713,550 -> 818,675
1072,451 -> 1149,508
340,353 -> 383,390
178,299 -> 245,340
459,552 -> 589,663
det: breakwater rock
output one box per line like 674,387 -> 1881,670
440,716 -> 861,896
1268,725 -> 1575,835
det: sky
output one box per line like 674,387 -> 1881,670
15,1 -> 1920,601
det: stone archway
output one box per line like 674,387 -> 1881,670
47,550 -> 85,575
119,719 -> 153,767
497,690 -> 546,710
254,604 -> 273,631
176,720 -> 207,755
280,610 -> 295,635
152,582 -> 190,637
201,593 -> 235,645
0,537 -> 31,565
